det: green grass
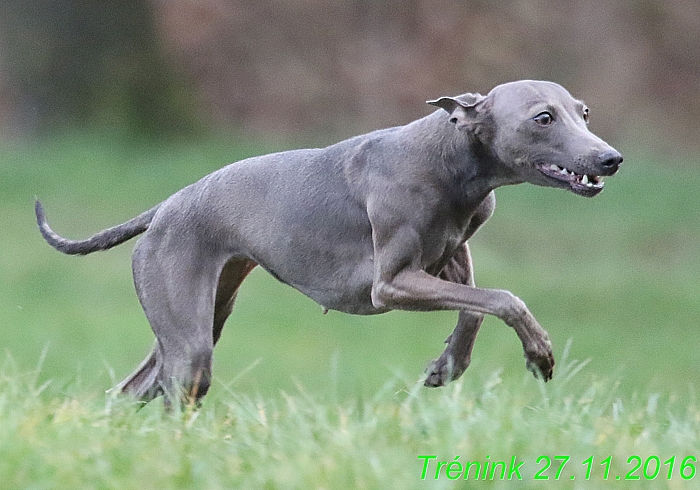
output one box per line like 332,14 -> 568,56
1,345 -> 698,489
1,133 -> 700,487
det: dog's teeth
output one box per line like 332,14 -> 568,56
549,164 -> 559,171
559,168 -> 568,175
581,175 -> 588,184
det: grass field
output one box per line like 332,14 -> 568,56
1,132 -> 699,488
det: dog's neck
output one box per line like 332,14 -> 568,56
400,111 -> 520,207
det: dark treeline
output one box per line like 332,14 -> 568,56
1,0 -> 699,149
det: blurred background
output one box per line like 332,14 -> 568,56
1,1 -> 699,401
1,0 -> 699,147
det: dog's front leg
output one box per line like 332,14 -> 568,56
424,244 -> 483,387
372,267 -> 554,381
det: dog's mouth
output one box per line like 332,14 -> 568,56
538,164 -> 604,197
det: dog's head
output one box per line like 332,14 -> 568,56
428,80 -> 622,197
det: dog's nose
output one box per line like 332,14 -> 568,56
599,149 -> 623,171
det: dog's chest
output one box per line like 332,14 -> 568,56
422,208 -> 480,275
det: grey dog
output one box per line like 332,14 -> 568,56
36,80 -> 622,404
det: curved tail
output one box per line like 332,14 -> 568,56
35,200 -> 159,255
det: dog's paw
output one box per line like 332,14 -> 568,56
424,361 -> 448,387
525,346 -> 555,382
423,355 -> 468,388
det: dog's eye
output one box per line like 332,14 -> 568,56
583,108 -> 590,123
533,112 -> 553,126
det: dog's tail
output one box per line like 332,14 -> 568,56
35,200 -> 160,255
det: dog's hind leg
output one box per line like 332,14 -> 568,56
114,342 -> 163,401
118,255 -> 256,404
213,259 -> 257,345
117,232 -> 230,406
424,243 -> 484,387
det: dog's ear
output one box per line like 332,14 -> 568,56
427,93 -> 486,130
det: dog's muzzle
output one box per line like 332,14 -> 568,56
597,149 -> 623,174
537,149 -> 622,198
